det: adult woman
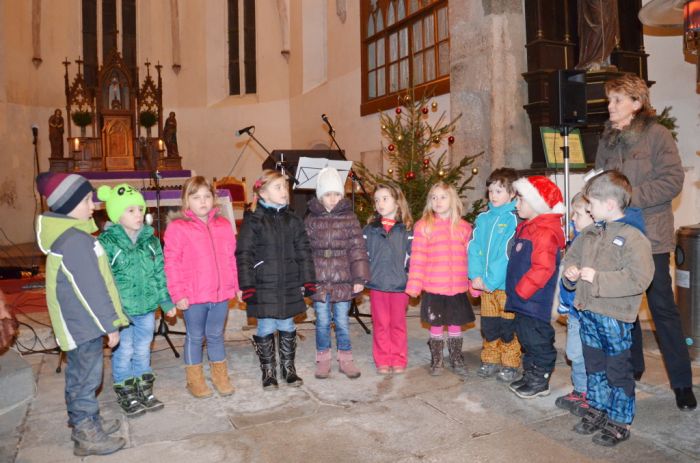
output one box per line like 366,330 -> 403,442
594,73 -> 696,411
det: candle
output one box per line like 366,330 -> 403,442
73,138 -> 80,151
158,139 -> 164,151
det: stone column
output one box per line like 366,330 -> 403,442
450,0 -> 530,204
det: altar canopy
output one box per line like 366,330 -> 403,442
49,47 -> 182,173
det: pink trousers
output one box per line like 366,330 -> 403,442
370,290 -> 409,368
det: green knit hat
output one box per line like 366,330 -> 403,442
97,183 -> 146,223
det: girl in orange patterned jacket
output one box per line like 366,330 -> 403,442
406,182 -> 474,377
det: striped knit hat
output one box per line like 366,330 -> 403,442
36,172 -> 94,214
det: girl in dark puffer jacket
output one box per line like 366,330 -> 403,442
236,170 -> 316,390
305,167 -> 370,379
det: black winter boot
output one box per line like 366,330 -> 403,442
513,365 -> 551,398
138,373 -> 164,412
71,417 -> 126,457
252,333 -> 279,390
427,338 -> 444,376
114,378 -> 146,418
278,330 -> 304,387
574,407 -> 608,435
447,336 -> 468,377
509,367 -> 531,392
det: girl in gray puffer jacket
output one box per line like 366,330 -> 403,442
305,167 -> 370,380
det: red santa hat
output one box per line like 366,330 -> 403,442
513,176 -> 565,215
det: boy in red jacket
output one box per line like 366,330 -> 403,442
505,176 -> 565,398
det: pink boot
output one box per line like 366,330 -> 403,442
337,350 -> 361,379
315,350 -> 331,379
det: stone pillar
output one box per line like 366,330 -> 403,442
450,0 -> 530,204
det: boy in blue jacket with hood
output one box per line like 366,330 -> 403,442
562,170 -> 654,447
469,168 -> 520,382
36,172 -> 128,457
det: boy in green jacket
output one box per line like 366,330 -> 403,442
97,184 -> 175,418
36,172 -> 128,457
562,170 -> 654,447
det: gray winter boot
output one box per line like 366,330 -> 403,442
71,417 -> 126,457
428,338 -> 444,376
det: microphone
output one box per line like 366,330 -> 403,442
235,125 -> 255,136
32,124 -> 38,145
321,114 -> 334,133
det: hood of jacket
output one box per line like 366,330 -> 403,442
37,212 -> 98,253
488,200 -> 516,215
101,222 -> 155,246
617,207 -> 646,234
519,213 -> 566,249
307,197 -> 353,216
600,113 -> 656,150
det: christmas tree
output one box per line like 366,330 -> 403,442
354,90 -> 484,224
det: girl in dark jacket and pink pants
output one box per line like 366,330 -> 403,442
305,167 -> 370,379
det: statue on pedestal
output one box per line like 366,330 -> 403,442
576,0 -> 620,72
163,111 -> 179,157
49,109 -> 64,158
108,75 -> 122,109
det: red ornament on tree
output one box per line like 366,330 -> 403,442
422,158 -> 430,167
387,144 -> 395,152
448,135 -> 455,144
421,107 -> 428,115
395,107 -> 402,115
405,171 -> 416,180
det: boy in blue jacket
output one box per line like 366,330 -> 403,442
36,172 -> 128,457
469,168 -> 520,382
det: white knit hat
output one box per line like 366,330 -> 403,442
513,176 -> 565,215
316,167 -> 345,199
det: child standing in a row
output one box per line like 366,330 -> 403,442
469,168 -> 520,382
364,183 -> 413,375
305,167 -> 370,379
506,176 -> 565,398
406,182 -> 474,377
236,170 -> 316,390
164,176 -> 239,398
97,184 -> 175,417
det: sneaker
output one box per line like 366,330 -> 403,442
477,362 -> 500,378
592,419 -> 631,447
496,367 -> 518,382
376,366 -> 391,375
573,408 -> 607,435
392,366 -> 406,375
555,390 -> 589,417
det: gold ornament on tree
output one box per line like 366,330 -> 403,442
431,101 -> 438,111
472,167 -> 479,175
438,169 -> 445,177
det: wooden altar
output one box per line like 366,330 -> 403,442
49,47 -> 182,173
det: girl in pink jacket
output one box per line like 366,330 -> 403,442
164,176 -> 240,398
405,182 -> 474,378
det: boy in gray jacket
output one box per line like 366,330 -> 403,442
562,170 -> 654,447
36,172 -> 129,456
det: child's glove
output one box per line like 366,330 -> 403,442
241,287 -> 256,301
302,282 -> 317,297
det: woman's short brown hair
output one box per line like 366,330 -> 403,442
604,73 -> 654,117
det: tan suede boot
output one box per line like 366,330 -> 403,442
210,361 -> 235,396
185,364 -> 213,398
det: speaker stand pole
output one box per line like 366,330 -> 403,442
560,125 -> 571,240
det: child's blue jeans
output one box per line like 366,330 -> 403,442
112,312 -> 155,383
65,336 -> 104,427
313,295 -> 351,352
566,312 -> 587,393
183,301 -> 229,365
257,317 -> 295,337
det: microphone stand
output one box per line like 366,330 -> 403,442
144,141 -> 185,358
244,130 -> 299,185
324,123 -> 372,334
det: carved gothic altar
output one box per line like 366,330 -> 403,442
49,47 -> 182,173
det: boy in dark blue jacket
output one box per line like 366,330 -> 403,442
505,176 -> 566,399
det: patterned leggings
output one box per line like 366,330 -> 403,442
480,290 -> 521,368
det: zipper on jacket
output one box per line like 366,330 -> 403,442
206,222 -> 222,301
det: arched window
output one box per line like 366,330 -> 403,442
361,0 -> 449,115
228,0 -> 257,95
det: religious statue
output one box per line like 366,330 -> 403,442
163,112 -> 179,157
575,0 -> 620,71
108,75 -> 122,109
48,109 -> 64,158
